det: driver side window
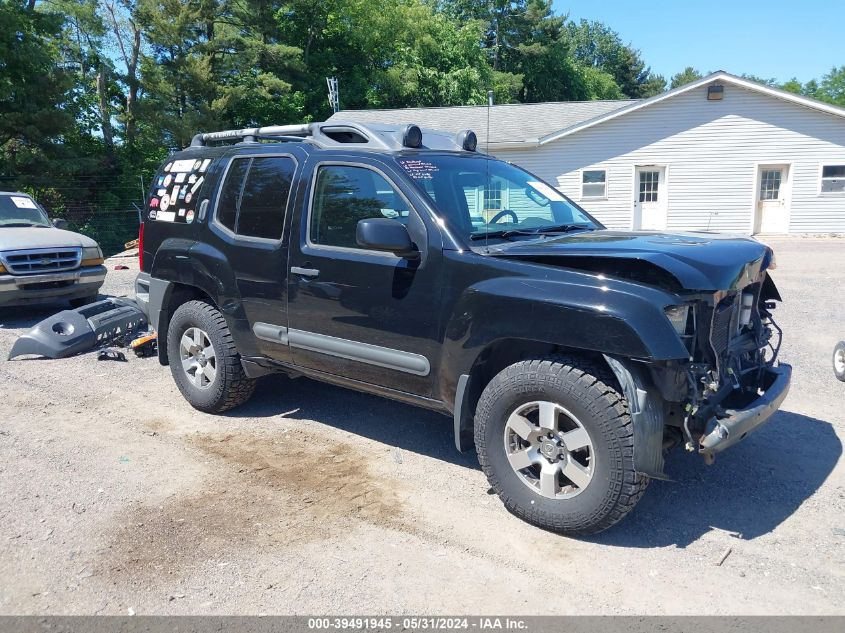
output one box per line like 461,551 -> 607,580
310,165 -> 411,249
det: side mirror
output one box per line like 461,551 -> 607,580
356,218 -> 417,257
52,218 -> 69,230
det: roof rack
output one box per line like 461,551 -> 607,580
189,121 -> 479,152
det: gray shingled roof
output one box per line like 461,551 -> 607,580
326,99 -> 636,146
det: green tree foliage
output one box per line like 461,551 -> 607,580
815,66 -> 845,106
564,19 -> 665,98
670,67 -> 703,89
0,1 -> 75,184
277,0 -> 497,111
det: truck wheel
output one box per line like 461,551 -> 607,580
167,300 -> 256,413
474,356 -> 648,535
834,341 -> 845,382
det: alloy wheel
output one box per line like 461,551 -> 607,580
503,400 -> 595,499
179,326 -> 217,389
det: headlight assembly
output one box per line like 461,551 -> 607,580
81,245 -> 104,266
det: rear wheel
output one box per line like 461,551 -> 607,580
167,300 -> 256,412
475,356 -> 649,535
834,341 -> 845,382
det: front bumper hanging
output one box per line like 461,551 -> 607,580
698,363 -> 792,456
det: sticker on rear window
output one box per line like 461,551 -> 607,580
170,159 -> 197,173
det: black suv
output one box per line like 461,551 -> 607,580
135,121 -> 790,535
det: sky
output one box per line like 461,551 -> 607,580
554,0 -> 844,84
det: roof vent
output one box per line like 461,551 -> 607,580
319,126 -> 369,143
402,124 -> 423,148
707,84 -> 724,101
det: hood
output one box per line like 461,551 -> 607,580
486,230 -> 773,292
0,227 -> 98,252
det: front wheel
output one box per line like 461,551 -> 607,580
167,300 -> 256,413
834,341 -> 845,382
474,356 -> 649,535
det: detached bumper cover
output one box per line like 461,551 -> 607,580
7,297 -> 147,360
699,364 -> 792,455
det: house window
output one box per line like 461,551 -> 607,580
759,169 -> 782,201
581,170 -> 606,198
483,179 -> 503,211
638,170 -> 660,202
821,165 -> 845,194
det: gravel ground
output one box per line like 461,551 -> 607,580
0,238 -> 843,615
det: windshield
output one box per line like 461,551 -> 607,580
396,154 -> 601,242
0,194 -> 51,227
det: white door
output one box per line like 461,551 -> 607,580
755,165 -> 790,234
634,166 -> 667,230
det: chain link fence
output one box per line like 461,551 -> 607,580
59,209 -> 142,257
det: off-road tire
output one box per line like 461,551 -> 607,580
475,356 -> 649,535
833,341 -> 845,382
167,300 -> 256,413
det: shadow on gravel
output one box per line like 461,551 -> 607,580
589,409 -> 841,548
226,373 -> 480,470
0,305 -> 62,330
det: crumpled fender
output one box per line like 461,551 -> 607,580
7,298 -> 147,360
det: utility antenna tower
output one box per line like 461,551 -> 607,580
326,77 -> 340,113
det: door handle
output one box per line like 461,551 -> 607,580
291,266 -> 319,278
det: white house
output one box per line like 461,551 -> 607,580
328,72 -> 845,234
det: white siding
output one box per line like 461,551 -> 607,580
494,84 -> 845,233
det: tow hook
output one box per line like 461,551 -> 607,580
699,419 -> 729,465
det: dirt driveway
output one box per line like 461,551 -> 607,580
0,238 -> 843,615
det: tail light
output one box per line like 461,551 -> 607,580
138,221 -> 145,270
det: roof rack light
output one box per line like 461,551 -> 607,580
456,130 -> 477,152
402,124 -> 422,148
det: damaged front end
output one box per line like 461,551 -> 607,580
663,272 -> 791,462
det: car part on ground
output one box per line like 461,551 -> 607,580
7,298 -> 147,360
834,341 -> 845,382
97,348 -> 127,362
130,331 -> 158,357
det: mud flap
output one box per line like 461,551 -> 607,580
604,355 -> 668,480
8,298 -> 147,360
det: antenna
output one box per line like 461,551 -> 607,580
484,90 -> 494,249
326,77 -> 340,113
486,90 -> 493,154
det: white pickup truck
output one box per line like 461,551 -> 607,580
0,192 -> 106,308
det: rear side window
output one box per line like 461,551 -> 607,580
217,158 -> 249,231
216,156 -> 295,239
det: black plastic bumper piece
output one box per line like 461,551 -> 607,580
7,298 -> 147,360
699,363 -> 792,456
